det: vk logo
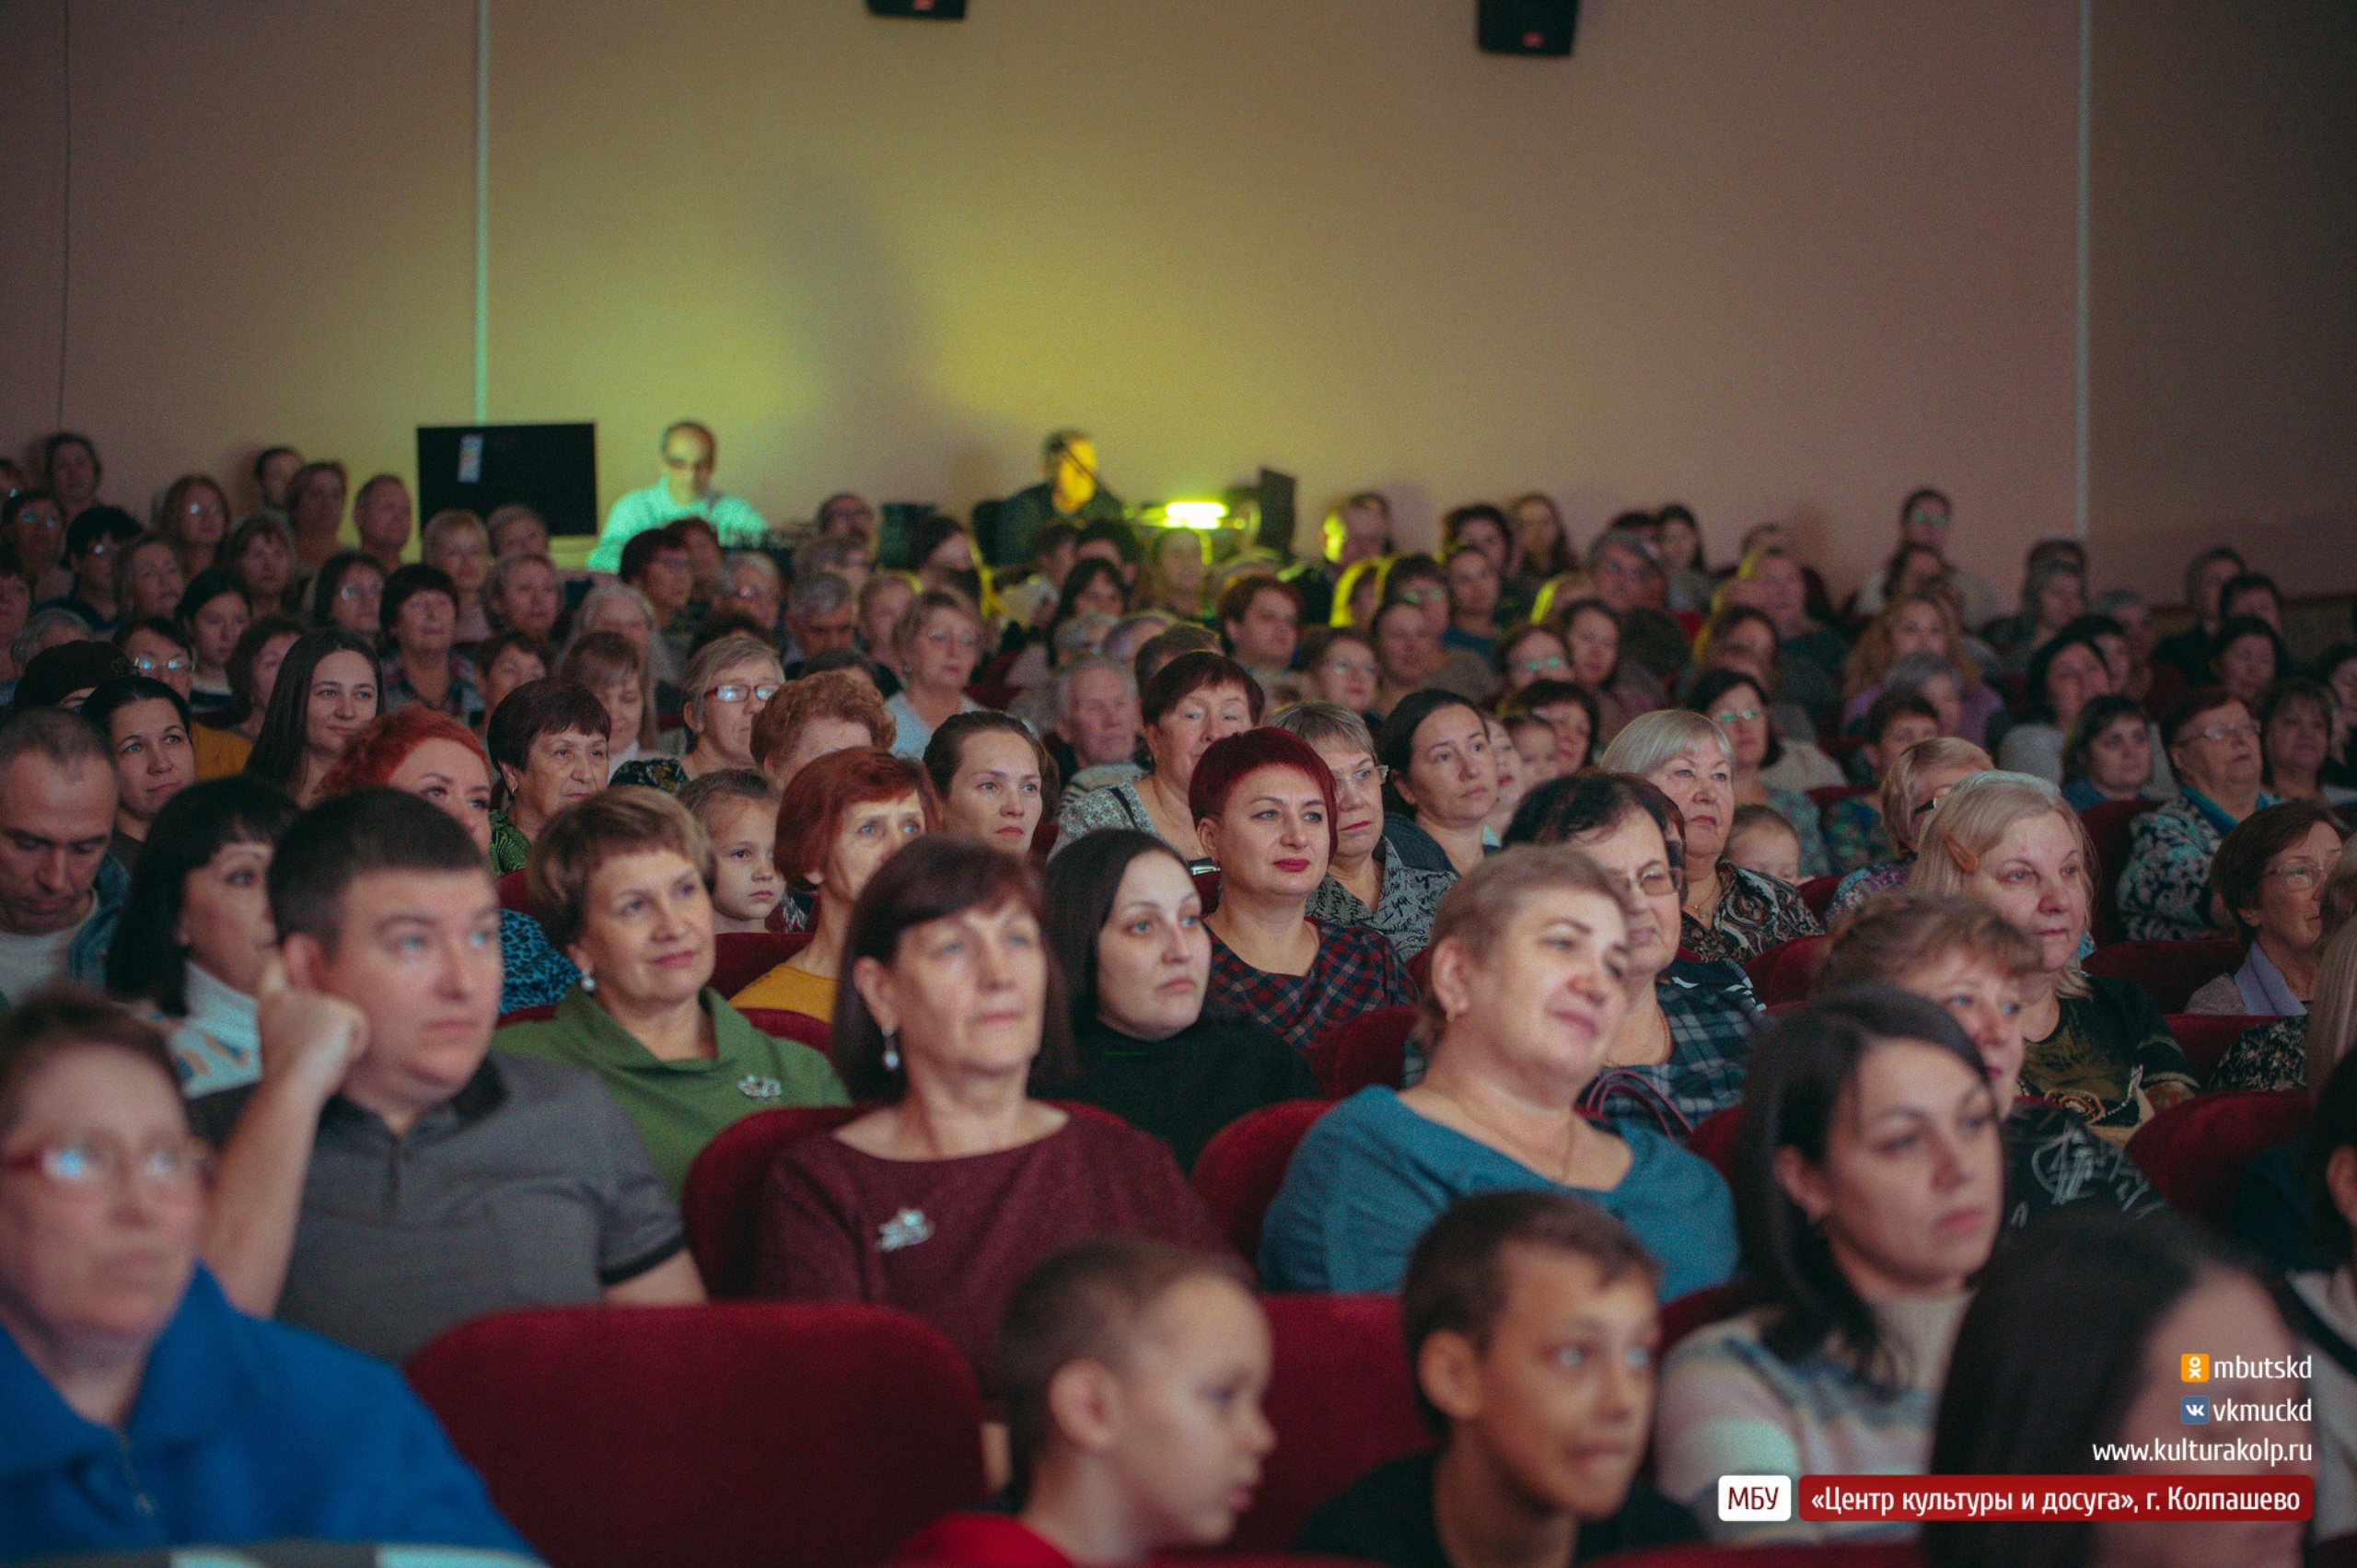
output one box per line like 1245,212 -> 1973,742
2181,1396 -> 2211,1424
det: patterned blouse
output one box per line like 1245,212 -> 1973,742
2209,1016 -> 2309,1093
1827,857 -> 1912,921
1303,836 -> 1458,959
1681,861 -> 1825,965
611,756 -> 690,794
1760,784 -> 1832,881
498,908 -> 580,1016
2019,975 -> 2199,1140
1205,920 -> 1420,1057
1579,963 -> 1764,1137
379,654 -> 484,726
1821,796 -> 1893,877
489,809 -> 530,875
2118,789 -> 2278,943
2000,1102 -> 2165,1230
1051,777 -> 1216,875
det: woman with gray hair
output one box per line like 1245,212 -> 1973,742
1275,702 -> 1456,957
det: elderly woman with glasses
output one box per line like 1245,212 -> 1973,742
1275,703 -> 1456,958
2119,686 -> 2279,942
883,587 -> 986,761
2186,802 -> 2349,1016
612,633 -> 784,793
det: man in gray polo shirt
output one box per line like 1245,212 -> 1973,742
191,788 -> 704,1362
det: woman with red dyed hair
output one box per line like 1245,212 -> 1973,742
314,707 -> 581,1015
732,748 -> 940,1023
1192,727 -> 1417,1054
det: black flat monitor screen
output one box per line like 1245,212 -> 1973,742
416,423 -> 599,538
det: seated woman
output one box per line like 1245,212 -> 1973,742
1295,624 -> 1381,721
472,626 -> 552,720
1275,703 -> 1455,957
926,710 -> 1054,857
193,614 -> 302,781
1827,736 -> 1993,919
1913,772 -> 2197,1137
1995,621 -> 2117,784
1840,590 -> 2004,749
422,508 -> 493,643
175,568 -> 250,713
0,990 -> 527,1560
559,628 -> 659,779
376,563 -> 482,724
2059,692 -> 2161,811
307,550 -> 383,636
2282,1052 -> 2357,1544
2187,801 -> 2347,1016
753,667 -> 898,791
1260,845 -> 1736,1298
240,628 -> 378,807
1823,693 -> 1942,875
1923,1210 -> 2311,1568
751,836 -> 1226,1369
495,788 -> 846,1196
1817,893 -> 2161,1227
2120,686 -> 2277,942
2210,612 -> 2290,708
221,516 -> 296,617
1555,596 -> 1662,744
83,676 -> 196,874
1492,623 -> 1573,701
732,747 -> 937,1021
1506,772 -> 1764,1133
1656,989 -> 2003,1544
483,676 -> 610,874
1378,689 -> 1500,880
1600,709 -> 1822,963
2259,675 -> 2357,807
884,586 -> 986,760
1686,668 -> 1831,878
314,707 -> 581,1016
1192,728 -> 1419,1055
103,776 -> 299,1098
1039,830 -> 1315,1170
2214,892 -> 2357,1098
1053,650 -> 1261,874
1504,677 -> 1603,772
612,632 -> 783,792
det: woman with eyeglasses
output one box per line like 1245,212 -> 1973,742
1686,668 -> 1830,880
1826,737 -> 1994,920
2185,802 -> 2347,1016
612,633 -> 784,793
2120,686 -> 2279,942
154,473 -> 230,579
114,617 -> 196,703
1297,626 -> 1382,723
1274,703 -> 1456,958
1492,623 -> 1573,699
307,551 -> 384,637
883,587 -> 985,761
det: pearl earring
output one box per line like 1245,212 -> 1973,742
882,1029 -> 900,1073
580,972 -> 597,993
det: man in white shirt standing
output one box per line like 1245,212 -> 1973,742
588,420 -> 769,574
0,707 -> 122,1003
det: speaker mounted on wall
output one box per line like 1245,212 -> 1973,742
867,0 -> 966,17
1478,0 -> 1577,56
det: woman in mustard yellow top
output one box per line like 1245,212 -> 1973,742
731,747 -> 938,1023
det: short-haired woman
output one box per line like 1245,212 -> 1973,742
422,509 -> 493,643
220,517 -> 295,618
1040,830 -> 1314,1170
1822,692 -> 1942,874
2059,692 -> 2160,811
1825,735 -> 1993,920
752,668 -> 897,790
1275,703 -> 1455,958
1601,709 -> 1822,963
484,677 -> 612,873
2119,685 -> 2277,942
1686,667 -> 1830,879
104,777 -> 300,1098
884,587 -> 985,760
1260,845 -> 1737,1297
925,710 -> 1055,856
1914,772 -> 2198,1135
2186,800 -> 2347,1016
308,551 -> 383,636
732,747 -> 937,1022
1297,625 -> 1381,720
240,628 -> 378,806
612,633 -> 783,793
1655,990 -> 2003,1543
1995,621 -> 2118,784
473,628 -> 552,720
1191,728 -> 1419,1055
751,837 -> 1228,1369
2258,676 -> 2357,807
558,629 -> 656,779
495,788 -> 846,1194
1052,651 -> 1262,873
377,563 -> 482,725
1377,689 -> 1500,882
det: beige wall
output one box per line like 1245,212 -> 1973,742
2,1 -> 2343,606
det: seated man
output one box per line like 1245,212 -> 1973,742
1053,655 -> 1144,794
0,987 -> 527,1558
191,788 -> 702,1363
993,429 -> 1124,568
588,419 -> 769,575
781,570 -> 858,669
1297,1191 -> 1701,1566
0,706 -> 124,1000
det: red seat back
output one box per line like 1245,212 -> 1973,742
2084,938 -> 2244,1016
1308,1005 -> 1417,1098
1587,1549 -> 1920,1568
2126,1089 -> 2312,1225
496,1002 -> 559,1028
1686,1104 -> 1744,1181
681,1104 -> 866,1296
2081,796 -> 2165,947
407,1302 -> 985,1568
738,1006 -> 832,1054
711,930 -> 810,999
1745,935 -> 1829,1005
1659,1280 -> 1765,1358
1191,1099 -> 1331,1260
496,866 -> 532,914
2166,1012 -> 2288,1088
1193,865 -> 1223,914
1795,872 -> 1845,920
1229,1294 -> 1429,1552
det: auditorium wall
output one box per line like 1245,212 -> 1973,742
1,0 -> 2349,604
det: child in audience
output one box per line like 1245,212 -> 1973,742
1724,804 -> 1803,887
677,768 -> 784,933
1500,711 -> 1564,790
894,1237 -> 1273,1567
1295,1191 -> 1702,1567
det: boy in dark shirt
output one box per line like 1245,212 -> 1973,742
1297,1191 -> 1701,1568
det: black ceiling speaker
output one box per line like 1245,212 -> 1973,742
1479,0 -> 1577,56
868,0 -> 966,17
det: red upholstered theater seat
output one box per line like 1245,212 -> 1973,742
2167,1012 -> 2286,1087
2126,1089 -> 2312,1226
681,1104 -> 865,1296
1407,944 -> 1433,994
407,1301 -> 986,1568
495,1003 -> 558,1028
2081,796 -> 2165,947
1795,872 -> 1845,921
710,929 -> 809,999
2084,937 -> 2244,1016
1309,1005 -> 1417,1098
1587,1547 -> 1921,1567
1227,1293 -> 1430,1552
1745,935 -> 1829,1006
496,866 -> 532,914
1659,1280 -> 1766,1358
1192,1098 -> 1330,1260
737,1006 -> 831,1054
1686,1105 -> 1743,1181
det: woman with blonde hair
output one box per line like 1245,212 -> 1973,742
1910,772 -> 2197,1138
1839,591 -> 2004,748
1826,736 -> 1994,918
558,629 -> 657,777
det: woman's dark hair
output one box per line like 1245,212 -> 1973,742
830,836 -> 1074,1101
1492,622 -> 1565,680
1501,679 -> 1603,769
1139,650 -> 1264,729
923,710 -> 1061,810
112,614 -> 191,660
104,775 -> 298,1014
243,629 -> 377,788
1860,690 -> 1941,750
81,674 -> 192,745
308,550 -> 382,628
1504,772 -> 1685,884
1898,486 -> 1950,526
1735,987 -> 1991,1380
485,677 -> 612,799
2023,622 -> 2116,724
2310,1050 -> 2357,1260
173,566 -> 247,631
1685,665 -> 1783,770
379,563 -> 458,642
2059,693 -> 2147,784
2312,642 -> 2357,690
1655,503 -> 1705,571
1040,828 -> 1189,1039
1922,1208 -> 2264,1568
2211,799 -> 2344,947
1043,559 -> 1129,647
1379,552 -> 1446,601
2160,683 -> 2247,751
2206,614 -> 2288,686
1376,688 -> 1487,816
2257,677 -> 2339,791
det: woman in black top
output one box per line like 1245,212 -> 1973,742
1041,828 -> 1314,1171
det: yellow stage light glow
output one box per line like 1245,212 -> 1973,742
1163,501 -> 1227,529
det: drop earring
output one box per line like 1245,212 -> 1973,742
580,971 -> 597,993
882,1029 -> 900,1073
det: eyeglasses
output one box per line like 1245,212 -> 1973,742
1,1134 -> 212,1198
2269,861 -> 2332,890
1392,587 -> 1443,607
1511,654 -> 1567,675
1320,658 -> 1377,680
132,655 -> 192,677
1329,763 -> 1389,792
705,681 -> 783,705
922,628 -> 981,653
338,582 -> 379,601
1712,707 -> 1764,725
1625,865 -> 1681,898
2189,720 -> 2258,744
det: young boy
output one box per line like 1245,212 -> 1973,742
896,1237 -> 1274,1566
1296,1191 -> 1700,1568
1502,714 -> 1564,791
1724,804 -> 1803,887
678,769 -> 784,932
